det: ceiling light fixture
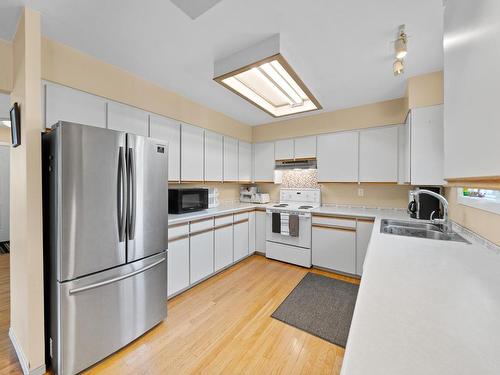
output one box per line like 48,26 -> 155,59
393,25 -> 408,76
214,35 -> 321,118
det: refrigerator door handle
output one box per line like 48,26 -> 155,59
68,257 -> 165,295
127,147 -> 136,240
117,146 -> 127,242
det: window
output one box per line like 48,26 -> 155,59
457,188 -> 500,215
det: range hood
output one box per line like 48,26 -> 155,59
275,159 -> 317,170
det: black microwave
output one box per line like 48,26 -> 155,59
169,188 -> 208,214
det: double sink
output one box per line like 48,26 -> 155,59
380,219 -> 469,243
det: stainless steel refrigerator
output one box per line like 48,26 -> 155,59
42,122 -> 168,375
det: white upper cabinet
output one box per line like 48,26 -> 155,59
410,105 -> 445,186
204,131 -> 223,182
149,114 -> 181,182
253,142 -> 275,182
359,126 -> 398,182
44,83 -> 107,129
223,137 -> 239,182
444,0 -> 500,179
238,141 -> 252,182
294,136 -> 316,159
107,101 -> 148,136
317,131 -> 359,182
181,123 -> 204,181
444,1 -> 500,180
398,116 -> 411,184
275,139 -> 294,160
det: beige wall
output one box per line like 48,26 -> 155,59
0,38 -> 13,93
257,183 -> 411,209
446,190 -> 500,246
253,98 -> 407,142
406,71 -> 443,109
41,38 -> 252,141
9,8 -> 45,373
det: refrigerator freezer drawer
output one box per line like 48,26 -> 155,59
53,252 -> 167,375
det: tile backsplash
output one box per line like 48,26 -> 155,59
280,169 -> 320,188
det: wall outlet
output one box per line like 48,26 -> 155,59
358,188 -> 364,197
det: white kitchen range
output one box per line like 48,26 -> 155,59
2,2 -> 500,375
266,188 -> 320,267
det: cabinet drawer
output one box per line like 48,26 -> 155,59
190,217 -> 214,232
168,223 -> 189,240
215,214 -> 233,227
312,215 -> 356,229
234,211 -> 249,222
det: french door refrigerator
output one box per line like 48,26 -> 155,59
42,122 -> 168,375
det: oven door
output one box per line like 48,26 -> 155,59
180,189 -> 208,213
265,212 -> 311,248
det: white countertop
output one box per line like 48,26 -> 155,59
341,215 -> 500,375
168,202 -> 269,225
168,203 -> 500,374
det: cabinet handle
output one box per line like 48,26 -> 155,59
312,224 -> 356,232
190,227 -> 214,236
233,219 -> 249,225
169,234 -> 189,242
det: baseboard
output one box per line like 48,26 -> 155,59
9,328 -> 46,375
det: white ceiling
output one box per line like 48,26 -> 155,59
0,0 -> 444,126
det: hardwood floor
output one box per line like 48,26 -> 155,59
0,255 -> 24,375
0,254 -> 360,375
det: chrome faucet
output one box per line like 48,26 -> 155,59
411,189 -> 451,233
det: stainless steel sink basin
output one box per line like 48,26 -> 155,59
380,219 -> 469,243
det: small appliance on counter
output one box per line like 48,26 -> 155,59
408,186 -> 442,220
240,186 -> 270,204
169,188 -> 208,214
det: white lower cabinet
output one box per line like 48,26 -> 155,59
356,220 -> 374,276
233,220 -> 249,261
312,225 -> 356,274
190,229 -> 214,284
255,211 -> 266,253
167,236 -> 190,298
214,224 -> 233,271
248,211 -> 256,254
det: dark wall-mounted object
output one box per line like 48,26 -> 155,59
10,102 -> 21,148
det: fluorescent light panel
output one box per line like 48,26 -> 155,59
217,56 -> 320,117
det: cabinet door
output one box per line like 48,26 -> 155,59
312,226 -> 356,274
275,139 -> 294,160
190,230 -> 214,284
107,101 -> 148,136
223,137 -> 239,182
253,142 -> 275,182
167,236 -> 190,298
356,220 -> 374,276
248,211 -> 256,254
150,114 -> 181,182
181,123 -> 204,181
204,131 -> 223,182
398,122 -> 410,184
444,1 -> 500,179
255,211 -> 266,253
359,126 -> 398,182
238,141 -> 252,182
411,105 -> 445,185
317,131 -> 359,182
44,83 -> 107,129
214,224 -> 233,271
233,220 -> 249,261
294,136 -> 316,159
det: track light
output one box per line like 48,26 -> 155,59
393,59 -> 404,76
392,25 -> 407,76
